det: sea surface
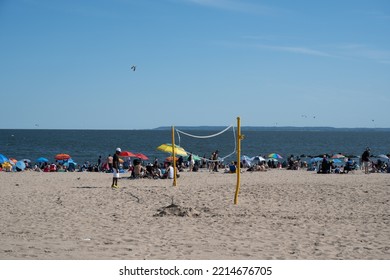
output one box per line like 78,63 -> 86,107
1,129 -> 389,165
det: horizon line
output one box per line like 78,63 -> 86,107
1,126 -> 389,131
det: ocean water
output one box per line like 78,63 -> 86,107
0,129 -> 389,165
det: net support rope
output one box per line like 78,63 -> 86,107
176,125 -> 237,162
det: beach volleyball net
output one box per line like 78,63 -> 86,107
175,125 -> 237,163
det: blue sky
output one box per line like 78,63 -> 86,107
0,0 -> 389,129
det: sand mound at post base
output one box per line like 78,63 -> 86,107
154,203 -> 200,217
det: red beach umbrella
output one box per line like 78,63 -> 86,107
55,153 -> 71,160
134,153 -> 149,160
119,151 -> 136,157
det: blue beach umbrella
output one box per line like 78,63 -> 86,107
15,160 -> 26,170
309,157 -> 323,163
36,157 -> 49,163
63,158 -> 77,167
0,153 -> 9,164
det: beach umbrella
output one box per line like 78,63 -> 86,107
377,154 -> 389,160
165,156 -> 178,162
241,155 -> 252,161
55,153 -> 71,160
331,154 -> 345,159
119,151 -> 136,157
157,143 -> 187,156
36,157 -> 49,163
268,153 -> 283,159
134,153 -> 149,160
0,153 -> 9,164
309,157 -> 323,163
185,154 -> 201,161
253,156 -> 266,161
15,160 -> 26,171
63,158 -> 77,167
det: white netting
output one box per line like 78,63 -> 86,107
175,125 -> 237,162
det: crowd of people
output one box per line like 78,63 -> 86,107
1,147 -> 389,176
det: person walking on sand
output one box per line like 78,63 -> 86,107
112,148 -> 121,188
362,147 -> 371,174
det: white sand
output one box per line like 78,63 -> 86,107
0,169 -> 389,259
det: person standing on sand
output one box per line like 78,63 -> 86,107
97,155 -> 102,171
362,147 -> 371,174
107,154 -> 113,172
112,148 -> 121,188
212,150 -> 219,172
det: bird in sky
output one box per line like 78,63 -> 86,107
131,65 -> 136,71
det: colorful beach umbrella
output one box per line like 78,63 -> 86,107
268,153 -> 283,159
157,143 -> 187,156
55,153 -> 71,160
185,154 -> 201,161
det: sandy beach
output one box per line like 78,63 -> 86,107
0,169 -> 389,260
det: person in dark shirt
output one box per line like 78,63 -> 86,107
112,148 -> 121,188
212,150 -> 219,172
361,147 -> 371,174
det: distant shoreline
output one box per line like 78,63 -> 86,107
154,126 -> 390,132
1,126 -> 390,132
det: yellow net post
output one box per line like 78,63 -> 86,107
171,126 -> 177,186
234,117 -> 242,204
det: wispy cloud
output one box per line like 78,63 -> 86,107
180,0 -> 279,15
219,38 -> 390,64
254,44 -> 334,58
334,44 -> 390,64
